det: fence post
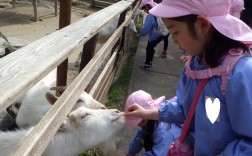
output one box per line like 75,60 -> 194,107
111,10 -> 127,55
57,0 -> 72,96
55,0 -> 58,16
79,34 -> 98,72
32,0 -> 38,22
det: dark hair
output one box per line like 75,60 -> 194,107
142,120 -> 155,151
172,14 -> 249,67
141,4 -> 152,10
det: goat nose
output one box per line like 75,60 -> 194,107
101,106 -> 107,109
112,109 -> 121,114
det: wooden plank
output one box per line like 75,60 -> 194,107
89,50 -> 117,99
98,51 -> 125,103
12,9 -> 128,155
91,47 -> 125,103
98,59 -> 118,103
0,0 -> 132,113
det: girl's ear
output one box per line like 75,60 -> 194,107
196,15 -> 211,34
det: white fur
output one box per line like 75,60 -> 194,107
16,69 -> 106,128
0,107 -> 125,156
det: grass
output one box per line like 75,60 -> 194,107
106,45 -> 137,110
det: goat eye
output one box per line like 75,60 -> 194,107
81,113 -> 90,119
77,99 -> 84,103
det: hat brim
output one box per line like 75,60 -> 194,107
126,117 -> 142,126
150,4 -> 252,44
208,14 -> 252,44
149,3 -> 189,18
153,96 -> 165,107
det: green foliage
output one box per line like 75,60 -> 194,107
106,51 -> 136,111
79,150 -> 93,156
106,33 -> 138,111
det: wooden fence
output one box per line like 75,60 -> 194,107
0,0 -> 139,155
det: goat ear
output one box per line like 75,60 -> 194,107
68,113 -> 77,124
58,120 -> 69,132
58,115 -> 77,132
46,92 -> 58,105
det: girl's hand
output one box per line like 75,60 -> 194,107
179,54 -> 189,63
124,103 -> 147,119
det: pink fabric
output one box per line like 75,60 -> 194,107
139,0 -> 157,8
185,49 -> 245,95
230,0 -> 244,29
125,90 -> 165,126
149,0 -> 252,44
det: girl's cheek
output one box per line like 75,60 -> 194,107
171,35 -> 177,44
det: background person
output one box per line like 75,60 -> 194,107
138,0 -> 169,69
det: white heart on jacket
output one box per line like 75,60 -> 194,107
205,98 -> 220,124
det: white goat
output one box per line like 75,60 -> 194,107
16,69 -> 106,128
0,107 -> 125,156
98,15 -> 137,43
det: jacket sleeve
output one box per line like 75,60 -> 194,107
158,68 -> 187,124
140,15 -> 154,36
142,122 -> 177,156
128,128 -> 144,155
222,57 -> 252,155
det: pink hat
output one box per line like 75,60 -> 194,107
139,0 -> 157,9
125,90 -> 165,126
230,0 -> 244,18
149,0 -> 252,44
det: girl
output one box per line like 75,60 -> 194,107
138,0 -> 169,69
125,90 -> 180,156
124,0 -> 252,155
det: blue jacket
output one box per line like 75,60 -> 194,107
129,122 -> 181,156
140,14 -> 162,42
158,55 -> 252,155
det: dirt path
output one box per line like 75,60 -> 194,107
0,0 -> 101,84
0,0 -> 99,41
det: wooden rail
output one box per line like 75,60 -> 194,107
0,0 -> 139,155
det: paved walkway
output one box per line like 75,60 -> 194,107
129,35 -> 184,99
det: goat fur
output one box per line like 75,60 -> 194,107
16,69 -> 106,128
0,107 -> 125,156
